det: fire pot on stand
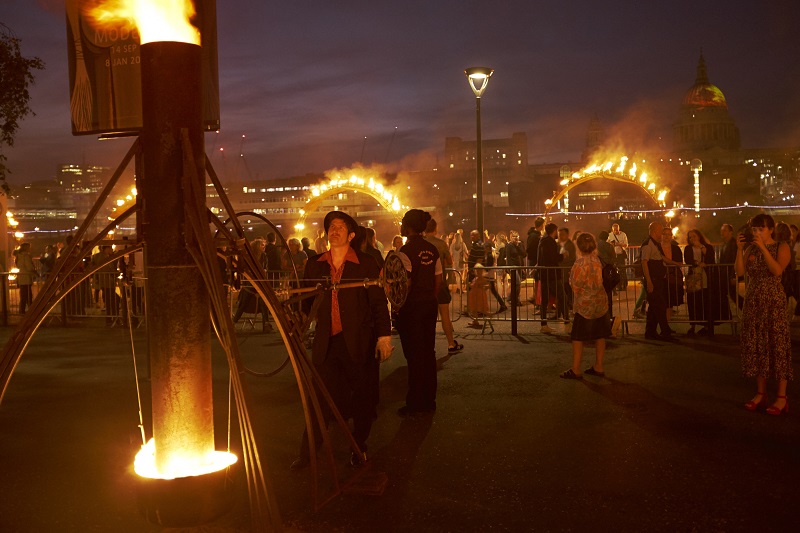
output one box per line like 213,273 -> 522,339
137,40 -> 233,526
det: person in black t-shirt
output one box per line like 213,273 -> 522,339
396,209 -> 442,417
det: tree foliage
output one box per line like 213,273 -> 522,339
0,24 -> 45,195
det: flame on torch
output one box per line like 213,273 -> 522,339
86,0 -> 201,45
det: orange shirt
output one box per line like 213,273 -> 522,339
316,247 -> 360,335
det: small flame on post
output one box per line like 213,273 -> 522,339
87,0 -> 201,45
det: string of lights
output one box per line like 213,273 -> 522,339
506,202 -> 800,218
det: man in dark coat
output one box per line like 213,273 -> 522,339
536,223 -> 560,334
526,217 -> 545,303
526,216 -> 545,267
291,211 -> 393,469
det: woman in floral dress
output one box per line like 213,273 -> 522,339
735,214 -> 792,415
560,233 -> 610,380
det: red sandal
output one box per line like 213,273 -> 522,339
744,393 -> 768,412
766,396 -> 788,416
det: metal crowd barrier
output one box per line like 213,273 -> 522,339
452,262 -> 745,336
613,263 -> 742,335
0,259 -> 751,338
457,265 -> 573,335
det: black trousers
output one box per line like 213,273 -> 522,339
101,284 -> 119,322
645,278 -> 670,335
397,298 -> 439,412
19,284 -> 33,314
556,278 -> 572,320
300,333 -> 378,457
539,270 -> 557,325
615,254 -> 628,289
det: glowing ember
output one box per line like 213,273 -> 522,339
87,0 -> 200,45
134,439 -> 237,480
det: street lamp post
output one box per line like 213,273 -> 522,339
465,66 -> 493,237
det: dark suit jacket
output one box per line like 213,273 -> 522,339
303,248 -> 391,365
536,235 -> 560,267
719,238 -> 737,265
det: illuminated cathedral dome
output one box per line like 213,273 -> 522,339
681,54 -> 728,109
673,53 -> 740,153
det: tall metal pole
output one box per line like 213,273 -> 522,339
475,96 -> 484,237
465,66 -> 492,236
140,41 -> 214,475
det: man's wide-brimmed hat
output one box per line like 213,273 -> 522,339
323,210 -> 358,234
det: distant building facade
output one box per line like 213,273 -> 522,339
8,56 -> 799,252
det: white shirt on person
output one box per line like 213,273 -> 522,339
607,231 -> 628,255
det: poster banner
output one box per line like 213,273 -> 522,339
66,0 -> 220,136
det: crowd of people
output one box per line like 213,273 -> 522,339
285,210 -> 796,474
2,207 -> 794,485
9,237 -> 130,324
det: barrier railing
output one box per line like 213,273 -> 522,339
454,262 -> 743,335
613,263 -> 742,335
0,259 -> 747,336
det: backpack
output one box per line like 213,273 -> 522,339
600,259 -> 620,292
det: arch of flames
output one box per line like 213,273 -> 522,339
293,171 -> 409,233
544,155 -> 669,217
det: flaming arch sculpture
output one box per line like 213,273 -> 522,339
544,156 -> 668,217
293,173 -> 408,232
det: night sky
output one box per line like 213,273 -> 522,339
3,0 -> 800,186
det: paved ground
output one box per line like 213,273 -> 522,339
0,318 -> 798,532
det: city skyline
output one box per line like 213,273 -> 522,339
3,0 -> 800,187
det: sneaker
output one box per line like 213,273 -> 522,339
540,325 -> 553,334
633,309 -> 645,319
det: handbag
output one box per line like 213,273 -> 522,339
685,266 -> 704,293
600,259 -> 620,292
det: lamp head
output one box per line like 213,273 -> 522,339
465,67 -> 494,97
